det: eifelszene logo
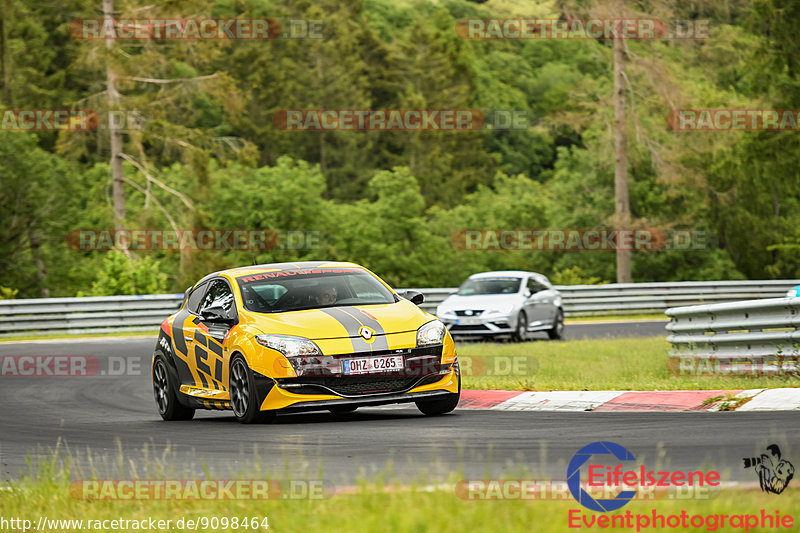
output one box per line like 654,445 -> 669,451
743,444 -> 794,495
567,441 -> 721,512
568,442 -> 637,512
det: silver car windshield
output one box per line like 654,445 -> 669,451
457,278 -> 521,295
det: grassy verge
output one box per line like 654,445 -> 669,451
459,337 -> 799,391
2,475 -> 795,532
565,313 -> 668,323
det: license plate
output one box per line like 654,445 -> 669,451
456,317 -> 483,326
341,355 -> 404,375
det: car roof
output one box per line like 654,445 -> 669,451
468,270 -> 539,279
198,261 -> 362,284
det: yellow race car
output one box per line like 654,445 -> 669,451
152,261 -> 460,423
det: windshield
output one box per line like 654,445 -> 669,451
457,277 -> 521,296
236,268 -> 396,313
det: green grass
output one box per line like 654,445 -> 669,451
2,473 -> 796,532
459,337 -> 800,391
2,448 -> 797,533
565,313 -> 668,323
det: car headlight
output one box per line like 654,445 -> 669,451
417,320 -> 446,346
255,334 -> 321,357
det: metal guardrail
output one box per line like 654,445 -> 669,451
0,294 -> 185,336
2,280 -> 799,337
666,298 -> 800,365
556,280 -> 800,316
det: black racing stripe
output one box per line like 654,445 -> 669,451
195,345 -> 212,377
339,308 -> 390,352
319,308 -> 372,353
196,368 -> 209,389
207,339 -> 223,357
194,330 -> 207,347
215,358 -> 223,385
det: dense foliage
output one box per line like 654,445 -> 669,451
1,0 -> 797,296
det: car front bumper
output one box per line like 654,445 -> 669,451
258,365 -> 460,412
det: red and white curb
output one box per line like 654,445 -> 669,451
450,388 -> 800,412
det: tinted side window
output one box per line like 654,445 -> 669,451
186,282 -> 208,314
200,279 -> 235,315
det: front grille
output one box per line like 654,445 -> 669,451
449,324 -> 491,331
455,310 -> 483,317
281,376 -> 420,396
363,345 -> 442,357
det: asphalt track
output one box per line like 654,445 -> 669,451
1,320 -> 797,485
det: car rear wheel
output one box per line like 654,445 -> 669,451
416,372 -> 460,416
513,311 -> 529,342
152,355 -> 195,421
230,354 -> 275,424
548,308 -> 565,340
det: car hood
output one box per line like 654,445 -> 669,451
245,299 -> 434,340
438,293 -> 521,310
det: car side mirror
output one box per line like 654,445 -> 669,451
524,289 -> 532,297
201,304 -> 233,323
400,290 -> 424,306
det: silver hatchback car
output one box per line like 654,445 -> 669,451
436,271 -> 564,341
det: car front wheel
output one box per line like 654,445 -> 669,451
230,354 -> 275,424
513,311 -> 529,342
416,372 -> 460,416
548,308 -> 565,340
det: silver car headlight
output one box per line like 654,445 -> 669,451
417,320 -> 446,346
255,334 -> 321,357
